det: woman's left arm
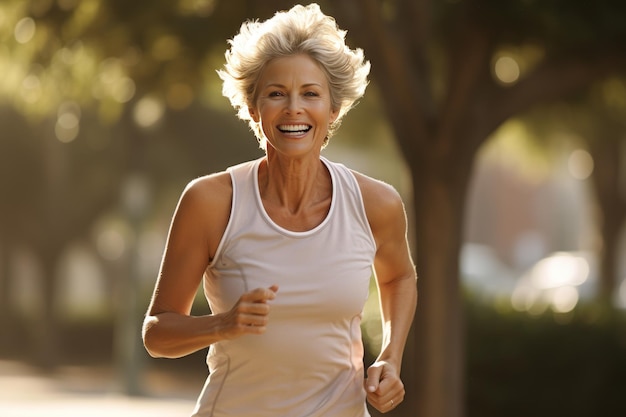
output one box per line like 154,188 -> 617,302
355,172 -> 418,413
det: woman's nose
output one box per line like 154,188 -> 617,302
285,94 -> 302,114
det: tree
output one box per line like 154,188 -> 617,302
326,1 -> 626,416
3,0 -> 626,413
0,0 -> 262,366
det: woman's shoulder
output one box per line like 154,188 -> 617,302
187,170 -> 232,192
183,171 -> 232,205
349,170 -> 406,233
175,171 -> 233,258
175,171 -> 233,228
350,170 -> 402,208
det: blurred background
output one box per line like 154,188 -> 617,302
0,1 -> 625,417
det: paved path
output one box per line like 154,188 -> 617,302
0,360 -> 198,417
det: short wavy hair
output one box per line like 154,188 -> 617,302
217,3 -> 370,149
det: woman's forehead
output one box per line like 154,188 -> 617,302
258,55 -> 329,87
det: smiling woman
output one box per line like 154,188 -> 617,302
248,54 -> 338,159
218,4 -> 369,150
142,4 -> 417,417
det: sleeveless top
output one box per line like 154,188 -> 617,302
191,157 -> 377,417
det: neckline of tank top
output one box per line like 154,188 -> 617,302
251,156 -> 337,238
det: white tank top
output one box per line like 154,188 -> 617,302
192,157 -> 376,417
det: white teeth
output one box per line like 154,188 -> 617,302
278,124 -> 310,132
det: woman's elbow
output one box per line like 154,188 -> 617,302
142,316 -> 166,358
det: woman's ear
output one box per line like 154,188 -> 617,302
330,108 -> 339,124
249,106 -> 259,122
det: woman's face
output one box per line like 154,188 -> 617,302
249,54 -> 338,158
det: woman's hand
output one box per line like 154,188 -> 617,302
219,285 -> 279,339
365,361 -> 405,413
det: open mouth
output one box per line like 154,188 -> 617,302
277,124 -> 312,135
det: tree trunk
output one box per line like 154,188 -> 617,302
33,250 -> 61,369
405,156 -> 471,417
589,137 -> 626,303
598,217 -> 624,302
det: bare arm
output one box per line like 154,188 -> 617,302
142,173 -> 277,359
355,172 -> 418,413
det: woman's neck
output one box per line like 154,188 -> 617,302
258,154 -> 332,231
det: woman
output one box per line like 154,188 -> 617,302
142,4 -> 417,416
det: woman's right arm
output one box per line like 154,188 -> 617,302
142,173 -> 277,359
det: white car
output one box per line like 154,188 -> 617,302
460,243 -> 518,302
511,251 -> 626,313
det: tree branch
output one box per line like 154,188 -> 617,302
397,0 -> 436,120
334,0 -> 428,154
438,17 -> 492,156
397,0 -> 431,49
474,54 -> 623,146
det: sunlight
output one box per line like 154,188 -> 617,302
133,96 -> 164,128
20,74 -> 42,104
92,214 -> 134,262
511,285 -> 539,312
96,227 -> 127,261
568,149 -> 594,180
479,119 -> 552,183
57,243 -> 108,318
551,286 -> 579,313
95,57 -> 136,104
177,0 -> 216,17
55,116 -> 79,142
58,46 -> 79,66
511,252 -> 593,313
55,101 -> 82,143
111,77 -> 136,104
494,56 -> 520,85
14,17 -> 35,44
530,253 -> 589,289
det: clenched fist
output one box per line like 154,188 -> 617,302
218,285 -> 279,339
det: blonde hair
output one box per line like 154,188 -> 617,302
218,3 -> 370,149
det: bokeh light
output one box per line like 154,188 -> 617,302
151,35 -> 181,61
20,74 -> 42,103
177,0 -> 216,17
551,286 -> 579,313
14,17 -> 36,44
511,252 -> 592,313
494,56 -> 520,85
568,149 -> 594,180
133,96 -> 165,128
95,57 -> 136,104
55,102 -> 82,143
96,227 -> 127,261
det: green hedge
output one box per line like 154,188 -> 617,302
466,301 -> 626,417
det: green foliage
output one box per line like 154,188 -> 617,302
466,300 -> 626,417
474,0 -> 626,51
0,0 -> 266,119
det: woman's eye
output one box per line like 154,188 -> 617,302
268,91 -> 284,97
304,91 -> 319,97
